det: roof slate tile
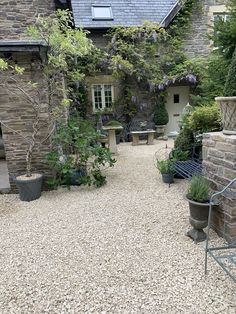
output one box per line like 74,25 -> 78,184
71,0 -> 178,28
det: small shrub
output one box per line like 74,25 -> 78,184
188,103 -> 222,133
174,128 -> 194,150
105,120 -> 123,135
171,149 -> 190,161
187,175 -> 210,203
156,159 -> 175,174
105,120 -> 123,127
153,97 -> 169,126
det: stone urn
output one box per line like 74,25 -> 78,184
155,125 -> 165,137
215,97 -> 236,135
185,197 -> 210,243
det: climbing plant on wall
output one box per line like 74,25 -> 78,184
106,0 -> 198,92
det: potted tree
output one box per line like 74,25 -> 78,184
185,175 -> 210,243
0,11 -> 93,201
153,96 -> 169,137
156,159 -> 175,184
215,48 -> 236,135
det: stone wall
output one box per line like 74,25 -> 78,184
183,0 -> 227,58
203,132 -> 236,243
0,0 -> 55,40
0,52 -> 53,191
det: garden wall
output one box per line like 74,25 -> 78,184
203,132 -> 236,243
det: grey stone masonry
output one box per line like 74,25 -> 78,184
183,0 -> 227,58
0,0 -> 55,40
203,132 -> 236,243
0,52 -> 53,192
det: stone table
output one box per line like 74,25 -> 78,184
102,126 -> 123,154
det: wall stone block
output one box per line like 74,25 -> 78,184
203,131 -> 236,243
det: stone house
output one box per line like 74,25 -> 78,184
68,0 -> 227,135
0,0 -> 229,191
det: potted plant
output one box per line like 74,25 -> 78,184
0,63 -> 45,202
153,96 -> 169,137
185,175 -> 210,243
105,120 -> 123,144
47,116 -> 116,189
156,159 -> 174,184
0,11 -> 93,200
215,48 -> 236,135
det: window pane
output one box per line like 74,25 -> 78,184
104,85 -> 112,108
92,6 -> 113,20
93,85 -> 102,109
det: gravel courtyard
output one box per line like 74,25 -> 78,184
0,140 -> 235,313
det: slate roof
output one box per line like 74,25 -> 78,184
71,0 -> 179,29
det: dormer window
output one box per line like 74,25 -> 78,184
92,5 -> 113,20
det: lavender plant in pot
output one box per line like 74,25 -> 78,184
185,175 -> 210,243
156,159 -> 175,184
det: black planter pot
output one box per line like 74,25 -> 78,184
70,168 -> 87,186
186,196 -> 210,243
116,134 -> 121,145
15,173 -> 43,202
162,173 -> 174,184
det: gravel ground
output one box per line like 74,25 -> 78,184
0,140 -> 235,313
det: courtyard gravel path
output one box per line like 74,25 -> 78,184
0,141 -> 235,313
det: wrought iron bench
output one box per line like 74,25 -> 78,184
170,145 -> 202,179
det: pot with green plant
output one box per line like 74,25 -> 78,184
215,48 -> 236,135
47,116 -> 116,189
156,159 -> 174,184
153,96 -> 169,137
185,175 -> 210,243
105,120 -> 123,144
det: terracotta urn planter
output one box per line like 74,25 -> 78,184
215,97 -> 236,135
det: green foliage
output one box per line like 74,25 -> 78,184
192,53 -> 230,104
112,86 -> 138,122
224,48 -> 236,96
171,149 -> 190,161
47,116 -> 116,188
153,96 -> 169,125
212,0 -> 236,59
188,103 -> 222,133
156,159 -> 175,174
187,175 -> 210,203
174,128 -> 194,150
105,120 -> 122,127
105,120 -> 123,135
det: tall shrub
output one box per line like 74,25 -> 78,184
153,97 -> 169,125
224,48 -> 236,96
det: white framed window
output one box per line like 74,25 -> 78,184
92,5 -> 113,20
92,84 -> 114,111
213,13 -> 229,24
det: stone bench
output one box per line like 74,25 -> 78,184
131,130 -> 156,145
